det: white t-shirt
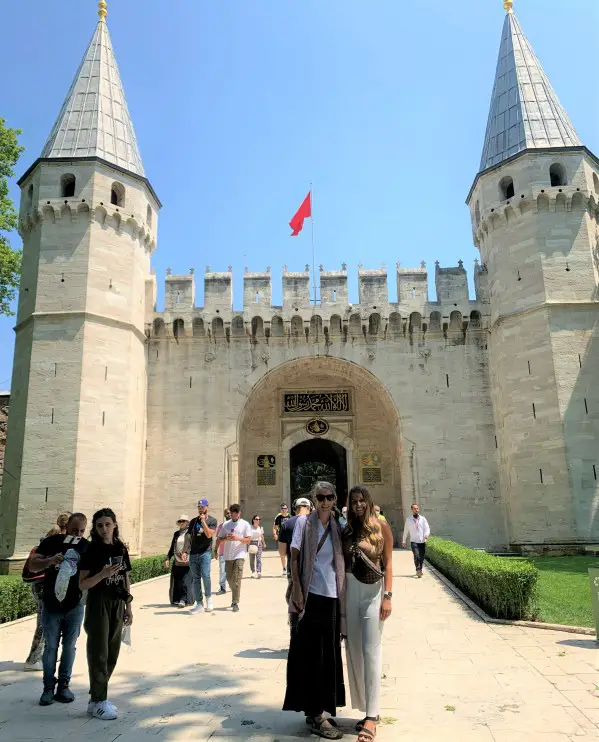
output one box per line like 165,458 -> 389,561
220,518 -> 252,561
250,526 -> 263,542
291,515 -> 337,599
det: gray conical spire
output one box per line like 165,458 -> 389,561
41,8 -> 144,177
479,11 -> 581,172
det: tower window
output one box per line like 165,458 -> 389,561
549,163 -> 567,187
111,182 -> 125,207
499,176 -> 514,200
146,204 -> 152,226
60,173 -> 76,198
475,200 -> 481,226
27,183 -> 34,208
593,173 -> 599,194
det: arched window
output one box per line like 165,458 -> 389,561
329,314 -> 342,336
349,313 -> 361,336
27,183 -> 34,208
212,317 -> 224,338
389,312 -> 402,337
60,173 -> 76,198
549,163 -> 567,187
153,318 -> 165,337
146,204 -> 152,226
251,316 -> 264,337
192,317 -> 205,337
499,176 -> 514,200
469,311 -> 481,328
593,173 -> 599,194
310,315 -> 322,339
368,313 -> 381,336
173,318 -> 184,338
429,311 -> 442,333
291,315 -> 303,337
271,316 -> 284,337
449,310 -> 462,330
409,312 -> 421,334
111,182 -> 125,207
475,200 -> 481,226
231,316 -> 245,337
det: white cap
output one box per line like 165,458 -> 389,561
294,497 -> 312,509
178,514 -> 190,522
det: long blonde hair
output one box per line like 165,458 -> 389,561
347,485 -> 384,551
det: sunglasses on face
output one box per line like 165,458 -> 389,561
254,518 -> 261,521
316,494 -> 335,502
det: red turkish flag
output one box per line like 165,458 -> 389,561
289,192 -> 311,236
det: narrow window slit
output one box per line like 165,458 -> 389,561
593,465 -> 597,481
102,411 -> 105,426
51,408 -> 54,424
45,487 -> 49,503
539,468 -> 543,484
532,403 -> 536,419
584,398 -> 588,414
446,374 -> 449,388
527,361 -> 531,375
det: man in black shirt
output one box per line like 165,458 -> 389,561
273,503 -> 291,576
277,498 -> 312,631
183,499 -> 217,614
28,513 -> 88,707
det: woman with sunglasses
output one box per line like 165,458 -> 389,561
283,482 -> 346,740
164,515 -> 193,608
249,515 -> 266,578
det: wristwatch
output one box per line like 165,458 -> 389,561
383,591 -> 392,599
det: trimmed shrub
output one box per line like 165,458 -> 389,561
425,537 -> 539,620
0,554 -> 168,624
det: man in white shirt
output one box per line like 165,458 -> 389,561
218,504 -> 252,612
402,503 -> 430,578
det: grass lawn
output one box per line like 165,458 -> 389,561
527,556 -> 597,628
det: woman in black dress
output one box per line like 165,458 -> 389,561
164,515 -> 193,607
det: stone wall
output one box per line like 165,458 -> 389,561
0,393 -> 8,494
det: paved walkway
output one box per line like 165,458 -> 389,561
0,551 -> 597,741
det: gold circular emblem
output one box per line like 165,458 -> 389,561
306,418 -> 329,436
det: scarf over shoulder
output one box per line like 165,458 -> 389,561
288,510 -> 346,634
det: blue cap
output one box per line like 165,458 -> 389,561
198,499 -> 209,507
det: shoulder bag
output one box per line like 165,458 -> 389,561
350,533 -> 385,585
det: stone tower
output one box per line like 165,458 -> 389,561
467,2 -> 599,548
0,1 -> 159,566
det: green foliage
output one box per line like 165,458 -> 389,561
0,117 -> 25,316
291,461 -> 336,498
0,554 -> 168,623
528,556 -> 595,628
425,536 -> 539,620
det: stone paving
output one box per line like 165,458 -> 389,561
0,551 -> 597,741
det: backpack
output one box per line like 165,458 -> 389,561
22,546 -> 45,584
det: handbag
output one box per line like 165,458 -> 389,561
350,535 -> 385,585
22,546 -> 45,584
248,544 -> 259,555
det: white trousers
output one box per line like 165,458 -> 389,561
344,573 -> 384,717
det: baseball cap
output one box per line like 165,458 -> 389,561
280,503 -> 289,509
197,499 -> 209,507
294,497 -> 311,509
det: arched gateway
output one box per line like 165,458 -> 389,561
236,357 -> 404,536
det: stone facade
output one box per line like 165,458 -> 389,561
0,393 -> 8,494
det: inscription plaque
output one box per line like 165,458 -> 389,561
283,391 -> 350,414
257,455 -> 276,486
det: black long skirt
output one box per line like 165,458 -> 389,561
283,592 -> 346,717
169,564 -> 193,605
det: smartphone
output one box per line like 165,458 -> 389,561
110,556 -> 123,566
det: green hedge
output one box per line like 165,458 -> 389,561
0,554 -> 168,624
425,537 -> 539,620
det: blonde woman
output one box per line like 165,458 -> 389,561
343,485 -> 393,742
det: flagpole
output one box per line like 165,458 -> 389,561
310,181 -> 316,305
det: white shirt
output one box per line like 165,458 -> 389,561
291,515 -> 337,599
250,526 -> 263,542
403,515 -> 430,544
220,518 -> 252,561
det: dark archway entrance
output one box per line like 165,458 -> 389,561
290,439 -> 348,509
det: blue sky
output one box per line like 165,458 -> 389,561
1,0 -> 597,387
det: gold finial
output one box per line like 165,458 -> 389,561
504,0 -> 514,13
98,1 -> 108,22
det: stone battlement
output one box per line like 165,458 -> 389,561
150,261 -> 489,340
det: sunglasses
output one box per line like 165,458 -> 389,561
316,494 -> 335,502
254,518 -> 261,521
177,520 -> 186,523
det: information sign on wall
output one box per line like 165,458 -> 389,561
256,455 -> 276,486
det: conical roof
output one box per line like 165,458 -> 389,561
479,11 -> 581,172
40,12 -> 144,177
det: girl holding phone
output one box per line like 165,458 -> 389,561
79,508 -> 132,720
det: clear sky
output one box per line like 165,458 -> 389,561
0,0 -> 597,388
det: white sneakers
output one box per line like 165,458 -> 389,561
23,660 -> 42,672
88,700 -> 118,719
190,603 -> 204,614
206,598 -> 213,612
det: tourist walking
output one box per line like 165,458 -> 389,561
80,508 -> 133,721
277,497 -> 312,619
218,504 -> 252,612
402,503 -> 430,577
183,499 -> 217,614
27,513 -> 89,706
22,512 -> 72,672
273,503 -> 290,576
214,508 -> 231,595
249,515 -> 266,578
343,485 -> 393,741
373,506 -> 387,523
164,515 -> 193,607
283,482 -> 346,740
